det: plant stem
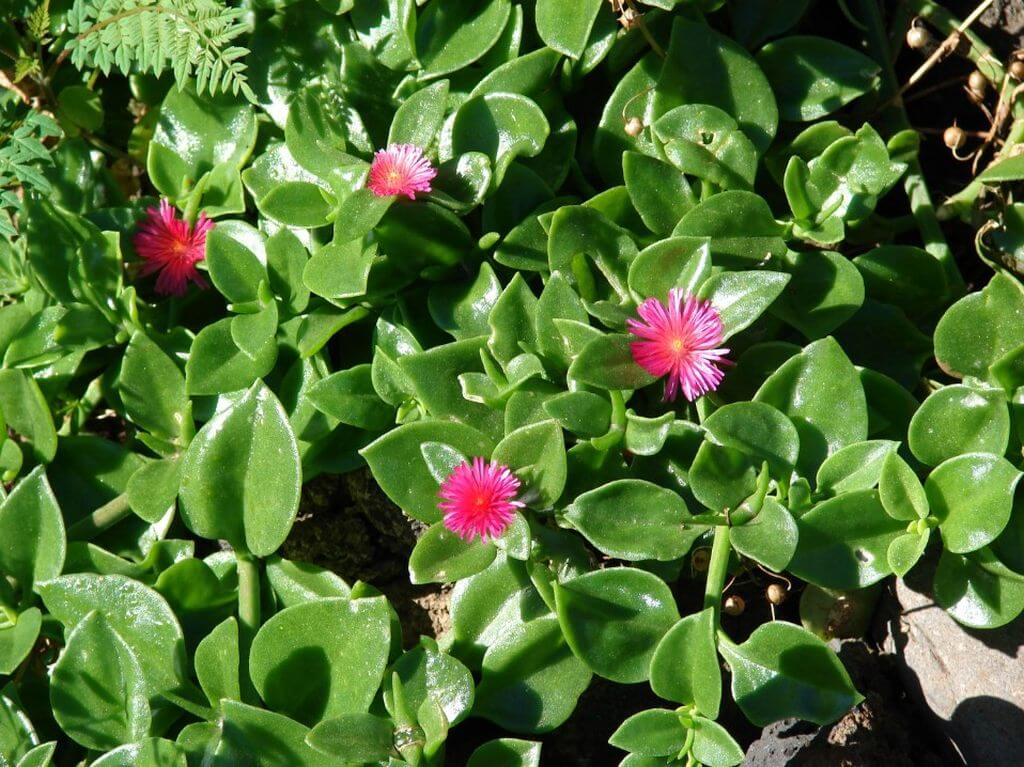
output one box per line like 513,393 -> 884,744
236,551 -> 261,702
858,0 -> 965,293
702,524 -> 731,624
901,0 -> 1005,84
66,493 -> 132,541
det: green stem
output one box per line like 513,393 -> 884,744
66,493 -> 132,541
236,552 -> 261,703
858,0 -> 964,293
702,525 -> 731,624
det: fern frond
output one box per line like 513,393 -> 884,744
0,105 -> 61,240
65,0 -> 256,103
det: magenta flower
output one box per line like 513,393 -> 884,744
439,457 -> 525,542
627,289 -> 730,402
366,144 -> 437,199
133,199 -> 212,297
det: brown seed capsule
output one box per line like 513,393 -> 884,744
943,125 -> 966,150
905,25 -> 931,51
723,595 -> 745,616
624,116 -> 644,137
1010,60 -> 1024,81
968,70 -> 988,97
766,583 -> 788,605
691,548 -> 710,572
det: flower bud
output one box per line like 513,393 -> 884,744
766,583 -> 787,605
906,25 -> 931,51
624,116 -> 644,137
943,125 -> 966,150
723,595 -> 745,616
968,70 -> 988,97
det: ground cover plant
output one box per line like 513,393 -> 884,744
2,0 -> 1024,764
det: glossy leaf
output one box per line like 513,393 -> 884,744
926,453 -> 1021,554
649,607 -> 721,717
179,381 -> 300,556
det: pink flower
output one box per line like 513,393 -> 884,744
439,457 -> 524,542
366,144 -> 437,200
627,289 -> 730,402
133,199 -> 212,297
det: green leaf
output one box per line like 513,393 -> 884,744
410,523 -> 497,584
385,644 -> 475,726
89,738 -> 186,767
623,153 -> 696,235
284,86 -> 362,196
430,262 -> 502,341
265,557 -> 351,608
720,621 -> 862,727
887,531 -> 928,577
416,0 -> 511,76
14,742 -> 56,767
977,153 -> 1024,182
185,317 -> 277,396
853,245 -> 948,319
756,37 -> 879,122
535,0 -> 602,58
563,480 -> 697,562
120,332 -> 189,442
38,574 -> 185,695
306,713 -> 392,762
50,612 -> 149,750
649,608 -> 721,717
654,105 -> 759,190
909,385 -> 1009,467
249,597 -> 390,726
474,615 -> 591,734
0,370 -> 57,463
57,85 -> 103,132
610,709 -> 686,757
194,618 -> 240,710
361,421 -> 495,523
692,716 -> 744,767
926,453 -> 1021,554
449,93 -> 549,186
204,220 -> 267,306
0,467 -> 64,594
467,739 -> 542,767
731,498 -> 799,572
0,609 -> 41,675
217,700 -> 338,766
730,0 -> 809,47
770,248 -> 864,339
878,452 -> 928,521
554,567 -> 679,683
178,381 -> 301,556
147,88 -> 256,200
698,270 -> 790,340
815,440 -> 897,496
655,18 -> 777,153
308,365 -> 394,431
492,420 -> 566,508
568,334 -> 657,391
126,457 -> 182,524
673,191 -> 786,268
627,237 -> 710,302
755,337 -> 868,478
789,490 -> 904,589
934,548 -> 1024,629
935,273 -> 1024,383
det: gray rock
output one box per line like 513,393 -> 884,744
887,575 -> 1024,766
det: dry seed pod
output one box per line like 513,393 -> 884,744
968,70 -> 988,97
943,125 -> 966,150
906,25 -> 931,51
1010,60 -> 1024,81
766,583 -> 788,605
624,116 -> 643,137
723,595 -> 745,616
691,548 -> 710,572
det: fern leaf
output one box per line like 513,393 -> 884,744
64,0 -> 255,102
